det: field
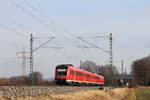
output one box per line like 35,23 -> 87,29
134,87 -> 150,100
0,88 -> 130,100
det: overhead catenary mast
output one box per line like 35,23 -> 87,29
77,33 -> 113,66
109,33 -> 113,67
30,34 -> 34,85
29,34 -> 55,85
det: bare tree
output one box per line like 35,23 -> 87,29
0,78 -> 9,86
32,72 -> 43,85
9,76 -> 28,85
80,60 -> 119,85
80,60 -> 97,73
98,65 -> 119,85
131,55 -> 150,86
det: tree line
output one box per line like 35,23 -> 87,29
80,60 -> 119,85
1,55 -> 149,87
80,54 -> 150,86
131,55 -> 150,86
0,72 -> 53,86
0,61 -> 119,86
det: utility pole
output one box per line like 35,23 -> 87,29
30,34 -> 34,85
16,48 -> 29,76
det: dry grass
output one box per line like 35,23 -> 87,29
0,88 -> 130,100
128,89 -> 136,100
134,87 -> 150,100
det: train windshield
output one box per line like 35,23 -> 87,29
57,69 -> 67,76
56,65 -> 68,76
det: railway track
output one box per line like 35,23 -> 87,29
0,86 -> 101,98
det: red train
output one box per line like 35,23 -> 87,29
55,64 -> 104,86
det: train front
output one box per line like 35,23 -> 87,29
55,64 -> 69,85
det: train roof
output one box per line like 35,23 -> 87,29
56,64 -> 73,68
55,64 -> 104,78
68,65 -> 104,78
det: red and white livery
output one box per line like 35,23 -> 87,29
55,64 -> 104,86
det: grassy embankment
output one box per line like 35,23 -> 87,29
0,88 -> 129,100
135,87 -> 150,100
128,89 -> 136,100
128,87 -> 150,100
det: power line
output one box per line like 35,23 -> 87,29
76,45 -> 95,49
0,22 -> 51,47
32,37 -> 55,52
8,0 -> 95,62
0,18 -> 78,70
23,0 -> 78,45
23,0 -> 76,37
23,0 -> 37,12
0,23 -> 28,38
52,22 -> 76,37
4,17 -> 58,48
0,16 -> 49,37
76,45 -> 98,61
8,0 -> 78,50
8,0 -> 57,33
0,15 -> 56,47
0,16 -> 29,30
23,0 -> 81,60
78,36 -> 110,38
22,0 -> 60,38
3,0 -> 55,37
42,46 -> 62,50
77,36 -> 110,53
77,33 -> 113,66
22,0 -> 83,55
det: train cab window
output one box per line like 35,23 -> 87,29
57,69 -> 67,76
56,65 -> 68,76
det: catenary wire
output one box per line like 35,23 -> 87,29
8,0 -> 93,61
21,0 -> 90,60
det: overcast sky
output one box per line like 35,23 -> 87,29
0,0 -> 150,78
